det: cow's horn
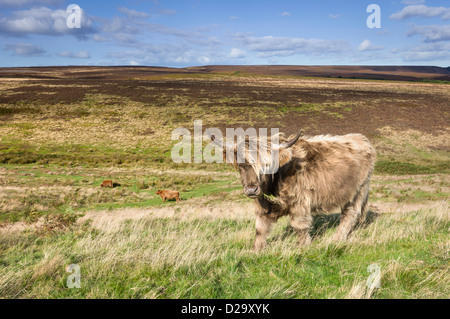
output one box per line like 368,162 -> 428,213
210,134 -> 222,147
273,130 -> 303,150
209,134 -> 235,149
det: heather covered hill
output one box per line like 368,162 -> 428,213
1,65 -> 450,81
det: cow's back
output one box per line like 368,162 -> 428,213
288,134 -> 375,211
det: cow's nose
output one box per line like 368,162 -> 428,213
244,186 -> 260,197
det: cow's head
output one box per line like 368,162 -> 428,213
211,130 -> 302,199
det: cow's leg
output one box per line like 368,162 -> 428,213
357,182 -> 370,226
289,203 -> 312,246
254,213 -> 273,252
332,204 -> 357,241
332,182 -> 369,241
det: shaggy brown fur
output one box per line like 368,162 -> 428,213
156,190 -> 181,203
219,132 -> 376,251
100,180 -> 120,188
100,180 -> 114,188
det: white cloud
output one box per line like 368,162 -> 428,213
117,6 -> 150,19
235,34 -> 352,58
4,42 -> 46,56
390,5 -> 450,20
229,48 -> 246,58
101,16 -> 138,34
113,32 -> 137,44
358,39 -> 385,51
401,42 -> 450,61
58,50 -> 90,59
92,34 -> 109,42
170,51 -> 206,64
198,56 -> 211,64
158,9 -> 177,16
402,0 -> 425,5
408,24 -> 450,42
229,16 -> 239,20
106,45 -> 221,67
329,14 -> 340,19
122,21 -> 222,46
0,0 -> 62,8
0,6 -> 95,39
280,12 -> 291,17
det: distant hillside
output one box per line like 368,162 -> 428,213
0,65 -> 449,81
189,65 -> 450,82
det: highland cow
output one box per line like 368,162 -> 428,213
211,130 -> 376,251
156,190 -> 181,203
101,180 -> 114,188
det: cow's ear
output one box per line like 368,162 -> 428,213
278,148 -> 293,167
222,144 -> 237,166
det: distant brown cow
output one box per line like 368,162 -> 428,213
101,180 -> 114,188
156,190 -> 181,203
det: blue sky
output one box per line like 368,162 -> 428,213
1,0 -> 450,67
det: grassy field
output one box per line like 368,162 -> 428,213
0,70 -> 448,299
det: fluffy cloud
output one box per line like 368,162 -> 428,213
408,25 -> 450,42
198,56 -> 211,64
4,42 -> 46,56
401,0 -> 425,5
0,0 -> 62,8
92,34 -> 109,42
0,6 -> 95,39
117,6 -> 150,19
390,5 -> 450,20
236,34 -> 351,58
113,32 -> 138,44
101,16 -> 139,34
400,42 -> 450,61
158,9 -> 177,16
229,48 -> 246,58
100,16 -> 221,47
57,50 -> 90,59
358,39 -> 385,51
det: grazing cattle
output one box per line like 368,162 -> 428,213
101,180 -> 114,188
156,190 -> 181,203
211,130 -> 376,251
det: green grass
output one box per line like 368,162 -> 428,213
418,79 -> 450,85
0,73 -> 449,299
0,164 -> 240,223
0,205 -> 448,298
0,139 -> 174,167
375,161 -> 449,175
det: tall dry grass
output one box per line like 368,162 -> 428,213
0,199 -> 448,298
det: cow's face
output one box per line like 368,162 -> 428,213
238,163 -> 261,198
155,190 -> 162,195
210,130 -> 303,199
